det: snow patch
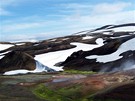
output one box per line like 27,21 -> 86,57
111,26 -> 135,32
91,26 -> 135,34
0,44 -> 14,51
16,43 -> 25,45
0,51 -> 11,59
0,44 -> 14,59
62,38 -> 69,40
110,35 -> 131,39
4,70 -> 32,75
103,32 -> 113,35
82,36 -> 93,40
95,38 -> 104,45
86,37 -> 135,63
49,39 -> 57,42
35,38 -> 104,71
3,61 -> 54,75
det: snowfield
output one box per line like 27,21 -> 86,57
4,61 -> 52,75
0,44 -> 14,51
91,26 -> 135,34
82,36 -> 93,40
3,38 -> 104,75
86,37 -> 135,63
110,26 -> 135,32
1,24 -> 135,75
35,38 -> 104,71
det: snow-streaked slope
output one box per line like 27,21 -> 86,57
110,35 -> 131,39
3,38 -> 104,75
4,61 -> 53,75
11,39 -> 38,43
0,51 -> 11,59
35,38 -> 104,71
109,26 -> 135,32
0,44 -> 14,51
74,24 -> 135,36
4,69 -> 33,75
82,36 -> 93,40
0,44 -> 14,59
86,37 -> 135,63
91,26 -> 135,34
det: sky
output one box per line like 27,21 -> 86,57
0,0 -> 135,42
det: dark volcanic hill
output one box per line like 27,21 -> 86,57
0,51 -> 36,73
60,35 -> 135,72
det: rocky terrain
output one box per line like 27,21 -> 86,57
0,23 -> 135,101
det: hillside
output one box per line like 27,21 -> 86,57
0,23 -> 135,74
0,23 -> 135,101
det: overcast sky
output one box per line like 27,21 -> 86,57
0,0 -> 135,41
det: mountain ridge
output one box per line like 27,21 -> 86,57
0,23 -> 135,75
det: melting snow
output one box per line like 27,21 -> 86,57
35,38 -> 104,71
111,26 -> 135,32
110,35 -> 131,39
82,36 -> 93,40
4,70 -> 32,75
103,32 -> 113,35
95,38 -> 104,45
91,26 -> 135,34
49,39 -> 57,42
15,43 -> 25,45
0,44 -> 14,59
4,61 -> 54,75
0,51 -> 11,59
86,37 -> 135,63
0,44 -> 14,51
62,38 -> 69,40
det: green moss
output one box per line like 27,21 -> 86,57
63,70 -> 96,75
33,84 -> 60,101
58,85 -> 82,99
33,84 -> 90,101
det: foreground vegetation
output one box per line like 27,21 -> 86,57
33,84 -> 123,101
33,84 -> 88,101
63,70 -> 96,75
0,70 -> 133,101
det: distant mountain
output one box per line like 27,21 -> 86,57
0,23 -> 135,75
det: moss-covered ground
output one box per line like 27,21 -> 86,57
33,84 -> 89,101
63,70 -> 96,75
0,71 -> 132,101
